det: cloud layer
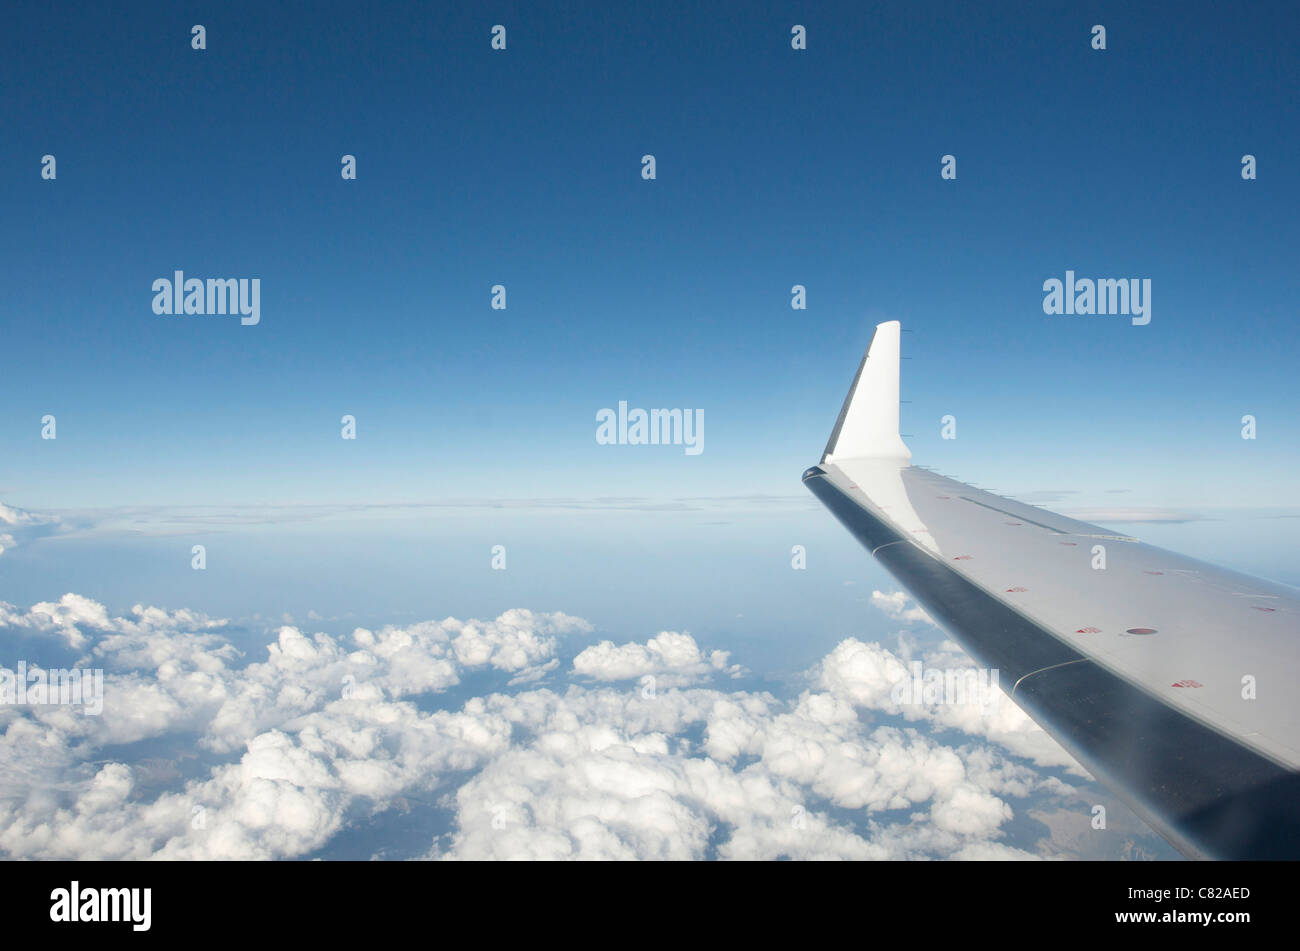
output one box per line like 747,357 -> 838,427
0,503 -> 60,558
0,591 -> 1166,860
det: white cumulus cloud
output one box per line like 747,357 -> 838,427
0,593 -> 1161,861
572,631 -> 743,685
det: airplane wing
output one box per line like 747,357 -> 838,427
804,321 -> 1300,860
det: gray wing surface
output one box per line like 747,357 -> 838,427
805,321 -> 1300,860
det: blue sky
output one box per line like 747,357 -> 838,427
2,0 -> 1297,510
1,0 -> 1297,661
0,0 -> 1293,861
3,0 -> 1297,626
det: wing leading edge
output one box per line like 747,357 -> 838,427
804,321 -> 1300,860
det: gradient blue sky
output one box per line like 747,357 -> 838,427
1,0 -> 1298,658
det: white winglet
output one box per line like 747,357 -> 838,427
821,320 -> 911,462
